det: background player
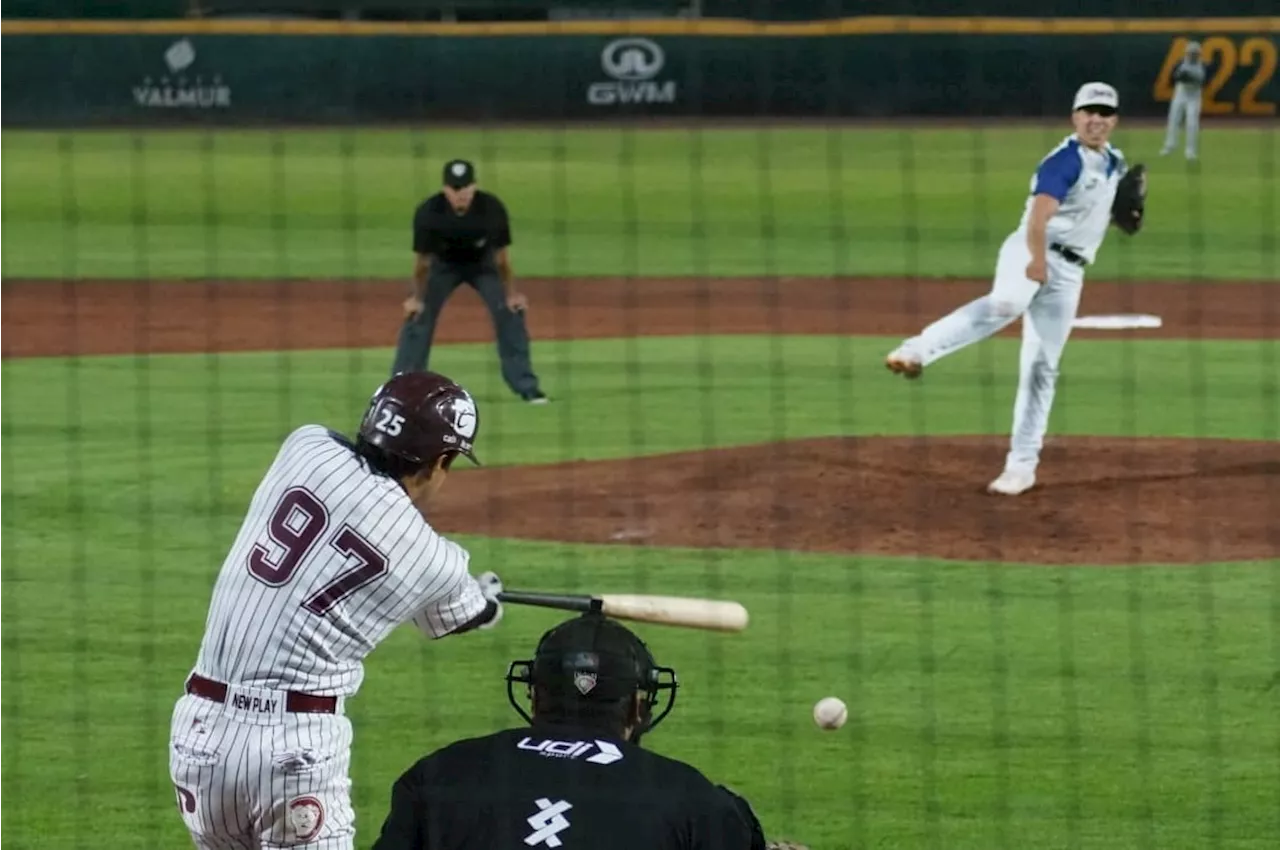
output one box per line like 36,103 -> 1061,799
370,613 -> 806,849
391,159 -> 548,404
1160,40 -> 1204,161
884,82 -> 1140,496
169,371 -> 505,849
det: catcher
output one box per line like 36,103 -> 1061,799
885,81 -> 1145,495
370,613 -> 807,849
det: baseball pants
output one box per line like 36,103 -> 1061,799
390,260 -> 540,397
899,230 -> 1085,473
169,690 -> 355,849
1161,90 -> 1201,158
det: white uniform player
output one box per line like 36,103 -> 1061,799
1160,41 -> 1205,160
885,82 -> 1130,495
169,371 -> 505,849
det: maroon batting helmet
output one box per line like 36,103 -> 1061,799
357,371 -> 480,469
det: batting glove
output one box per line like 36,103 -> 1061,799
476,571 -> 504,630
477,570 -> 503,602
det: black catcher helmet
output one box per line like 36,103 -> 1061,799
357,371 -> 480,470
506,613 -> 678,739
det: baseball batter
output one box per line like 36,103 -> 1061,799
169,371 -> 505,849
885,82 -> 1146,495
1160,40 -> 1205,161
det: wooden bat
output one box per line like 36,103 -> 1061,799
496,590 -> 749,633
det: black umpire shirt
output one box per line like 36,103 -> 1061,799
370,722 -> 767,850
413,190 -> 512,265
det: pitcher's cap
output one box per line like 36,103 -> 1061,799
1073,82 -> 1119,112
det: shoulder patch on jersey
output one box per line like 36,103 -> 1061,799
1032,139 -> 1083,202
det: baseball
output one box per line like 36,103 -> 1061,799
812,696 -> 847,730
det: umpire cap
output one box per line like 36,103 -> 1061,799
443,159 -> 476,189
358,371 -> 480,468
506,613 -> 678,734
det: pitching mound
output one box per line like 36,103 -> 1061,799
436,437 -> 1279,565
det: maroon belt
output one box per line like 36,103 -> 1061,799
186,673 -> 338,715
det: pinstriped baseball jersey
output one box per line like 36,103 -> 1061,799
192,424 -> 487,697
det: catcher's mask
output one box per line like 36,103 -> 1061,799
506,613 -> 678,741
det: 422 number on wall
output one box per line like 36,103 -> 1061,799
1153,35 -> 1277,116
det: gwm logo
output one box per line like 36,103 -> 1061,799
601,38 -> 665,80
588,38 -> 677,106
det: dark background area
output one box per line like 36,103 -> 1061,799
4,1 -> 1273,126
4,0 -> 1271,21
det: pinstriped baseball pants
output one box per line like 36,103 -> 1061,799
169,693 -> 356,849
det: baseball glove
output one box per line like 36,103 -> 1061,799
1111,162 -> 1147,235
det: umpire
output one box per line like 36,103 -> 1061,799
391,159 -> 547,404
370,613 -> 795,850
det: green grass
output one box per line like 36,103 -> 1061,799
3,336 -> 1278,849
3,125 -> 1277,280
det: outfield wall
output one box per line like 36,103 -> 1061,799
2,19 -> 1276,126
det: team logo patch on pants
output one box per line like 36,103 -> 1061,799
288,796 -> 325,842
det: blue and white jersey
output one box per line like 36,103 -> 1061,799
1016,134 -> 1125,263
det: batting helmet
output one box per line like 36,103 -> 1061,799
506,613 -> 678,737
357,371 -> 480,469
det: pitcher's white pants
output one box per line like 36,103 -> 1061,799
902,231 -> 1084,474
1161,89 -> 1201,158
169,690 -> 356,849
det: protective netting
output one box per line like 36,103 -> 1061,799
2,2 -> 1277,849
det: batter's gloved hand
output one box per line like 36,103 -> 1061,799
477,570 -> 503,601
476,571 -> 504,630
1111,162 -> 1147,235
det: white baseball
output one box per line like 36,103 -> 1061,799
812,696 -> 847,730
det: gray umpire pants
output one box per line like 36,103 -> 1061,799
390,260 -> 541,397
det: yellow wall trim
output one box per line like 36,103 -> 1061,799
2,16 -> 1277,38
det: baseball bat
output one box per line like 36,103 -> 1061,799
496,590 -> 749,633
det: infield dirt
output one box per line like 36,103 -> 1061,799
5,276 -> 1275,564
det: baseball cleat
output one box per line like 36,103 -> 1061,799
884,348 -> 923,379
885,355 -> 926,378
522,390 -> 550,405
987,468 -> 1036,496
